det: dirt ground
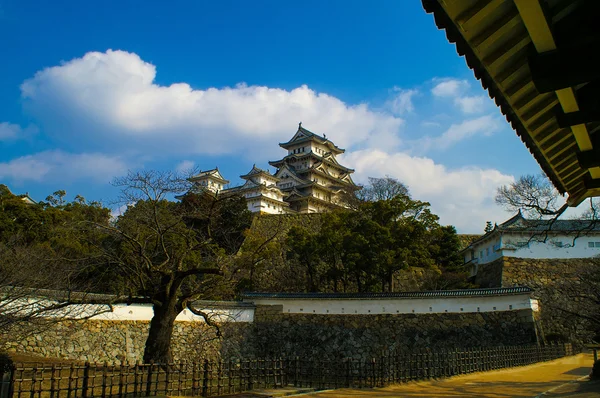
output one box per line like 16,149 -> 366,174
302,353 -> 598,398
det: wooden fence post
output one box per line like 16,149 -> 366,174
0,364 -> 14,398
82,362 -> 91,398
101,362 -> 108,398
202,359 -> 209,397
145,362 -> 153,397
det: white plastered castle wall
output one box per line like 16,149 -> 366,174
245,294 -> 537,315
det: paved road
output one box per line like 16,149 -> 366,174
302,353 -> 597,398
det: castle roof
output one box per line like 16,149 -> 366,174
279,124 -> 345,154
240,165 -> 280,181
496,210 -> 600,233
242,286 -> 533,300
0,184 -> 37,204
190,168 -> 229,184
223,179 -> 283,194
269,152 -> 355,173
463,210 -> 600,251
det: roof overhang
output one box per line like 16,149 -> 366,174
422,0 -> 600,206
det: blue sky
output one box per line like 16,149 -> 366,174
0,0 -> 545,232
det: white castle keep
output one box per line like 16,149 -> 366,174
189,124 -> 359,214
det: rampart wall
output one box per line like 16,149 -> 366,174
4,305 -> 538,363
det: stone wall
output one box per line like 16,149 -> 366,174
3,320 -> 251,363
244,305 -> 537,360
475,256 -> 599,344
474,257 -> 504,288
3,303 -> 539,363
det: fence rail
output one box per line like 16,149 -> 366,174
0,343 -> 575,398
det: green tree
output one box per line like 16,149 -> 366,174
484,221 -> 493,233
0,186 -> 113,342
284,184 -> 467,293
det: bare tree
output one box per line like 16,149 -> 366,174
0,242 -> 112,346
356,176 -> 410,202
495,174 -> 567,218
495,173 -> 599,242
90,170 -> 254,363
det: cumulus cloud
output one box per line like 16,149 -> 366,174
0,122 -> 38,141
417,115 -> 501,152
0,151 -> 128,183
454,95 -> 486,114
20,50 -> 403,157
176,160 -> 195,173
387,88 -> 417,115
110,204 -> 129,219
343,149 -> 514,232
431,79 -> 488,115
431,79 -> 469,98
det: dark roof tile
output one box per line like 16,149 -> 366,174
242,287 -> 533,300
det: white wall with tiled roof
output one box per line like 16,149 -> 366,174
244,294 -> 538,315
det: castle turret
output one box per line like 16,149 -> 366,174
222,165 -> 289,214
189,168 -> 229,193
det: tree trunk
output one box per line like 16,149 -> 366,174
143,301 -> 180,363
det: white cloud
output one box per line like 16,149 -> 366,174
110,204 -> 128,219
431,79 -> 469,98
417,115 -> 501,152
0,151 -> 129,183
421,121 -> 441,128
342,149 -> 514,233
176,160 -> 195,172
20,50 -> 403,157
431,79 -> 488,115
0,122 -> 38,141
387,88 -> 417,115
454,95 -> 486,114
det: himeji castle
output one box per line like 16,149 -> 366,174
189,123 -> 359,214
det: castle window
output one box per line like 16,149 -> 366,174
596,242 -> 600,247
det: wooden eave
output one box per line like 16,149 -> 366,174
250,194 -> 290,206
273,164 -> 310,185
422,0 -> 600,205
299,167 -> 356,187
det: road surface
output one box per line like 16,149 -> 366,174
302,353 -> 597,397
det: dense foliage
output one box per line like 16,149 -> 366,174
240,178 -> 469,293
284,193 -> 466,292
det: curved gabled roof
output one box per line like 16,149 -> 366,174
240,164 -> 280,181
279,124 -> 345,154
190,168 -> 229,184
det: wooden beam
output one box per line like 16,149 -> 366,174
555,109 -> 600,128
515,0 -> 595,160
513,0 -> 555,52
578,149 -> 600,170
584,174 -> 600,190
528,43 -> 600,93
